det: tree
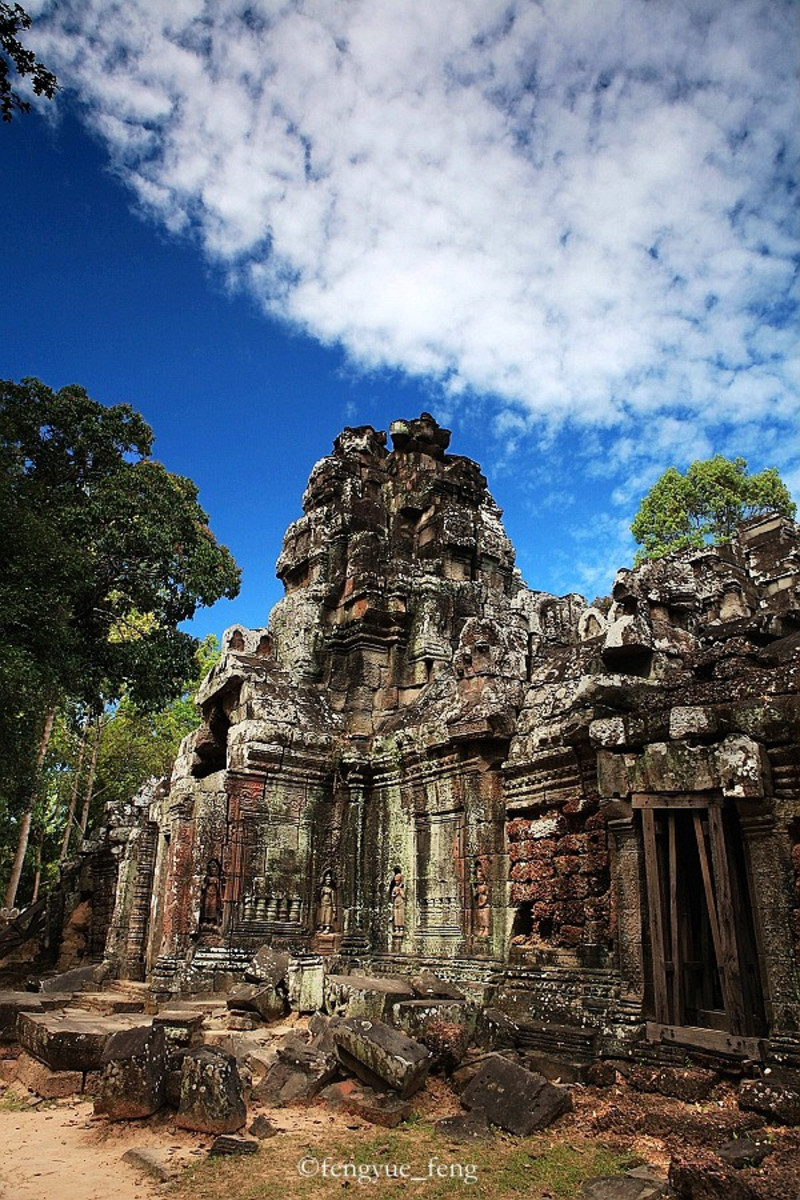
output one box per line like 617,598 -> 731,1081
0,378 -> 240,907
631,455 -> 797,563
1,4 -> 57,122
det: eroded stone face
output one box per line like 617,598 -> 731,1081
91,415 -> 800,1063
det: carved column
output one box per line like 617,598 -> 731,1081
604,798 -> 646,1004
738,802 -> 800,1036
340,761 -> 370,955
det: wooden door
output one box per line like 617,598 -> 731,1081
634,794 -> 765,1037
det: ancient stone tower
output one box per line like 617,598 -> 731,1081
101,415 -> 800,1070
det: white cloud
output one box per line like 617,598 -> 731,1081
29,0 -> 799,490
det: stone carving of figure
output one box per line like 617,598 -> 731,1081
390,866 -> 406,935
317,870 -> 337,932
200,859 -> 223,929
474,865 -> 490,938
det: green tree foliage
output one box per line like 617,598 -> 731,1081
8,636 -> 222,903
631,455 -> 796,563
0,377 -> 240,906
1,4 -> 57,121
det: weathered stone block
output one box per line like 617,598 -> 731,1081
460,1054 -> 572,1135
18,1010 -> 150,1073
0,992 -> 46,1042
94,1023 -> 167,1120
174,1046 -> 246,1134
122,1147 -> 180,1183
226,983 -> 288,1022
341,1086 -> 414,1127
408,972 -> 465,1001
287,955 -> 325,1013
15,1050 -> 83,1099
333,1017 -> 431,1099
243,945 -> 290,988
325,974 -> 415,1021
152,1009 -> 205,1050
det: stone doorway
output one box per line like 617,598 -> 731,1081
635,794 -> 766,1039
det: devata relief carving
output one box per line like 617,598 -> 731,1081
94,414 -> 800,1067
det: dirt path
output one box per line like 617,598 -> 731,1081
0,1096 -> 205,1200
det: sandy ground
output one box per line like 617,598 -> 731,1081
0,1095 -> 206,1200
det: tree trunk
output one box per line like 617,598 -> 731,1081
78,715 -> 102,840
31,824 -> 45,905
58,724 -> 87,865
3,707 -> 56,911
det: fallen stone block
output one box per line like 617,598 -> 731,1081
341,1086 -> 414,1128
244,945 -> 290,988
287,955 -> 325,1013
94,1023 -> 167,1120
17,1010 -> 151,1073
450,1050 -> 520,1094
174,1046 -> 246,1134
435,1109 -> 495,1143
472,1007 -> 519,1051
738,1076 -> 800,1125
225,1013 -> 260,1031
319,1078 -> 360,1108
409,972 -> 465,1001
122,1147 -> 180,1183
15,1050 -> 83,1099
152,1009 -> 206,1051
0,992 -> 47,1042
40,965 -> 100,994
253,1041 -> 337,1106
392,1000 -> 474,1070
226,983 -> 288,1022
325,975 -> 415,1022
333,1017 -> 431,1099
209,1135 -> 259,1156
460,1054 -> 572,1135
71,993 -> 146,1016
309,1012 -> 345,1053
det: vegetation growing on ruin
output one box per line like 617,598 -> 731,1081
631,455 -> 795,563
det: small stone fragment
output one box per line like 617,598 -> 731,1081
341,1086 -> 414,1127
249,1114 -> 279,1138
122,1148 -> 179,1183
209,1135 -> 259,1156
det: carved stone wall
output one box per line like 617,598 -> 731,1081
101,415 -> 800,1067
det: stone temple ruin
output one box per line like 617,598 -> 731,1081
33,415 -> 800,1075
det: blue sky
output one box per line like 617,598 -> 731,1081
2,1 -> 798,643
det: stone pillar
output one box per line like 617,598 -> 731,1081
340,762 -> 370,955
604,798 -> 646,1004
738,803 -> 800,1036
